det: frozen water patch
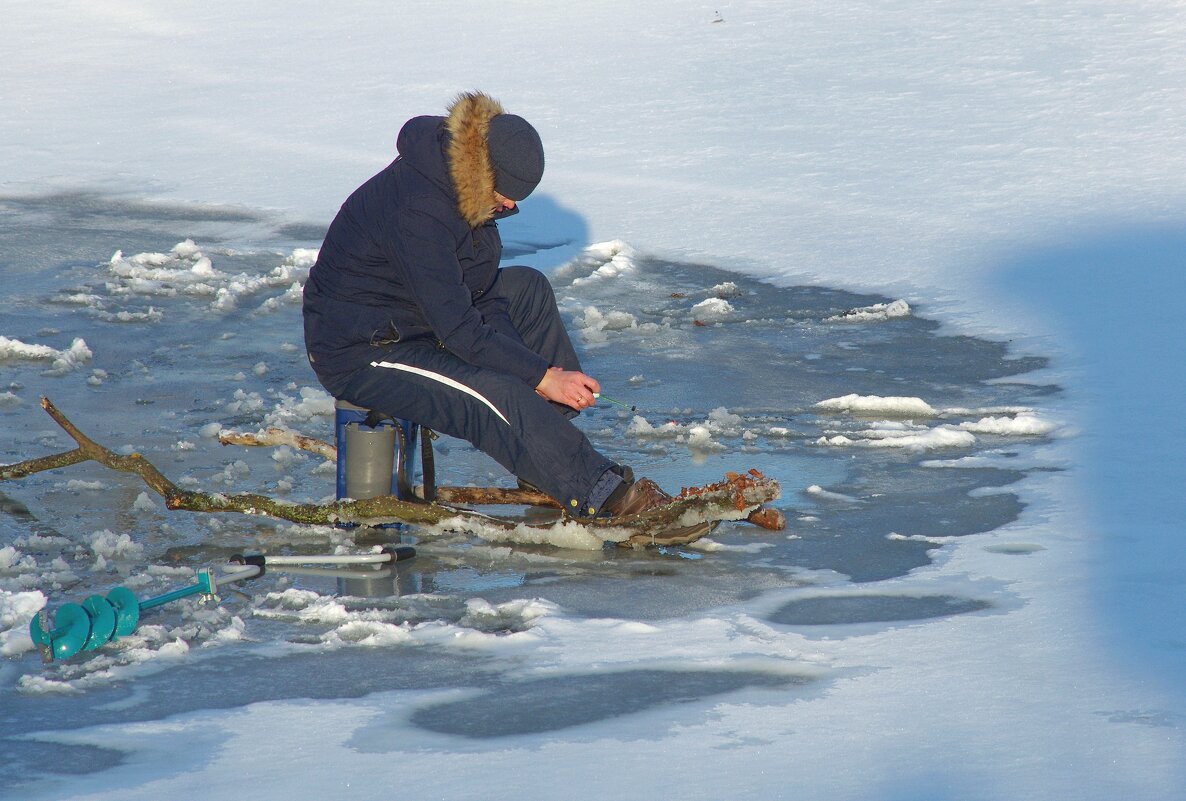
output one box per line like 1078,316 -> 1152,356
983,542 -> 1046,555
408,667 -> 806,738
767,593 -> 992,627
0,207 -> 1107,797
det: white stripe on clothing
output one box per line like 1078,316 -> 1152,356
370,360 -> 510,426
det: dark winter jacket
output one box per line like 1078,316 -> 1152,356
302,93 -> 550,397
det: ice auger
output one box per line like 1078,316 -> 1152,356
29,545 -> 416,663
29,565 -> 262,663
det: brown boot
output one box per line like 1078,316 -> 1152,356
601,477 -> 672,518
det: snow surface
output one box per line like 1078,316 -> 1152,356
2,1 -> 1185,799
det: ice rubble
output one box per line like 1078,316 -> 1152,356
553,240 -> 638,286
626,407 -> 747,452
621,396 -> 1055,455
0,589 -> 44,656
826,299 -> 912,322
816,394 -> 938,417
0,335 -> 92,374
812,394 -> 1057,450
563,242 -> 746,343
103,240 -> 317,314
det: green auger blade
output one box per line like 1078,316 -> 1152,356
106,586 -> 140,638
82,595 -> 117,651
28,602 -> 91,663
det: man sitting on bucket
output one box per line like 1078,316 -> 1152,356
302,90 -> 694,528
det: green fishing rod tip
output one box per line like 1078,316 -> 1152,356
593,393 -> 638,411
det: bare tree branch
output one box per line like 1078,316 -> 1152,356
1,447 -> 89,480
218,427 -> 337,461
214,426 -> 785,530
3,397 -> 784,546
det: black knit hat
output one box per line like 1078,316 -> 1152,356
487,114 -> 545,201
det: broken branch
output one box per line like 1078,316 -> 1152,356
3,398 -> 784,544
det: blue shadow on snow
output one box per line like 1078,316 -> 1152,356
994,220 -> 1186,700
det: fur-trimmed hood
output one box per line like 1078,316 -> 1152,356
393,92 -> 505,229
445,91 -> 504,228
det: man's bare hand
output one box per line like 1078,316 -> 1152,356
535,367 -> 601,411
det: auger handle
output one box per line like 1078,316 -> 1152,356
228,546 -> 416,568
138,569 -> 216,612
136,566 -> 261,611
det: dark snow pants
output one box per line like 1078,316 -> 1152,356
336,266 -> 622,516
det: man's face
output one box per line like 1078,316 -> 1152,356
492,192 -> 517,214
